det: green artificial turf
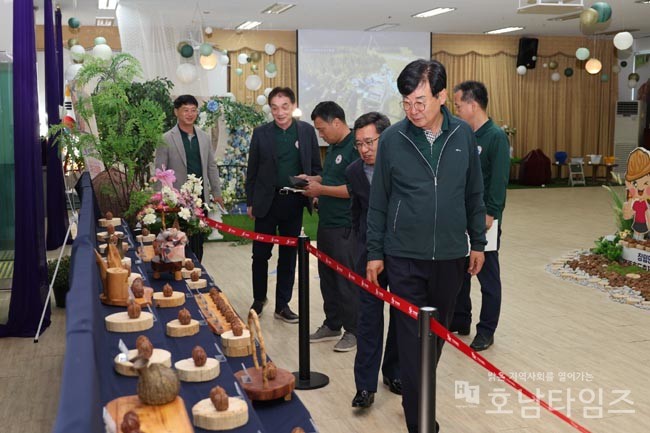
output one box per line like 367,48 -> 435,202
213,209 -> 319,243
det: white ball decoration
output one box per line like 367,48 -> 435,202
265,69 -> 277,79
245,74 -> 262,91
65,63 -> 83,81
219,54 -> 229,66
199,53 -> 218,70
256,95 -> 267,105
612,65 -> 621,74
262,104 -> 271,114
92,43 -> 113,61
551,72 -> 561,82
204,26 -> 213,36
628,79 -> 638,89
575,47 -> 590,61
585,58 -> 602,74
543,63 -> 548,68
264,43 -> 276,56
516,65 -> 527,76
94,36 -> 106,46
613,32 -> 634,51
237,53 -> 249,64
176,63 -> 198,84
264,87 -> 273,98
70,44 -> 85,61
223,92 -> 236,102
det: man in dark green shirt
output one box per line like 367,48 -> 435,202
451,80 -> 511,352
301,101 -> 359,352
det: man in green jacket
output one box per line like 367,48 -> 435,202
366,59 -> 486,433
451,81 -> 511,352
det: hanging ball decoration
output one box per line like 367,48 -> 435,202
549,61 -> 558,70
532,56 -> 537,61
543,63 -> 548,68
224,92 -> 236,102
575,47 -> 590,61
176,63 -> 198,84
180,44 -> 194,58
621,61 -> 628,68
262,104 -> 271,114
265,62 -> 277,74
256,95 -> 267,106
579,8 -> 599,27
613,32 -> 634,51
264,43 -> 276,56
551,72 -> 561,82
68,17 -> 81,29
235,67 -> 243,76
564,67 -> 574,77
264,87 -> 273,98
265,69 -> 278,79
245,74 -> 262,91
585,58 -> 602,74
94,37 -> 107,46
516,65 -> 527,76
600,73 -> 609,82
628,79 -> 638,89
70,44 -> 85,61
199,43 -> 213,56
67,38 -> 78,48
65,63 -> 83,81
249,51 -> 262,63
629,72 -> 640,82
204,26 -> 213,36
92,44 -> 113,61
237,53 -> 249,64
199,53 -> 218,70
612,65 -> 621,74
219,54 -> 229,65
177,41 -> 190,54
250,64 -> 259,73
591,2 -> 612,23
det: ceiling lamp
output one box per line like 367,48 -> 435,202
412,8 -> 456,18
585,58 -> 602,74
236,21 -> 262,30
200,53 -> 218,70
261,3 -> 296,14
365,23 -> 399,31
485,26 -> 525,35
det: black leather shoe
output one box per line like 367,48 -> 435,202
274,306 -> 299,323
449,324 -> 471,336
250,299 -> 266,316
383,376 -> 402,395
470,334 -> 494,352
351,390 -> 375,408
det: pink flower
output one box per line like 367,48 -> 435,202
154,167 -> 176,189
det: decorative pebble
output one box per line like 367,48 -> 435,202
626,273 -> 641,280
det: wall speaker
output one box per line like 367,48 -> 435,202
516,37 -> 539,69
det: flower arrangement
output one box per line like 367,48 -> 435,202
135,168 -> 211,236
501,125 -> 517,137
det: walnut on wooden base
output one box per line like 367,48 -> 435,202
113,348 -> 172,377
166,319 -> 200,338
106,396 -> 192,433
105,311 -> 153,333
174,356 -> 220,382
192,397 -> 248,431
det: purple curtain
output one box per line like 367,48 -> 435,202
45,0 -> 68,250
55,6 -> 63,105
0,0 -> 50,337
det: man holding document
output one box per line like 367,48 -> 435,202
451,81 -> 511,352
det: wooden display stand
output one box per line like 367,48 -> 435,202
186,278 -> 207,289
234,311 -> 295,401
114,349 -> 172,377
106,395 -> 193,433
195,292 -> 245,336
151,256 -> 183,281
221,329 -> 253,357
105,311 -> 154,333
192,397 -> 248,431
166,319 -> 200,337
98,217 -> 121,228
153,291 -> 185,308
175,357 -> 220,382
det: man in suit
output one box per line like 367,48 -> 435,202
154,94 -> 223,262
346,112 -> 401,409
245,87 -> 322,323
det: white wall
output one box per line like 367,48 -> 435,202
0,0 -> 12,52
618,36 -> 650,101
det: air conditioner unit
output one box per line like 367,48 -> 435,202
613,101 -> 645,177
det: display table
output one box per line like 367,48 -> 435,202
585,162 -> 618,184
53,173 -> 313,433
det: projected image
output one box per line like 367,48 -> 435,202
298,30 -> 430,128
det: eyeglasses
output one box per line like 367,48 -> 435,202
400,100 -> 426,112
355,136 -> 380,149
179,108 -> 198,114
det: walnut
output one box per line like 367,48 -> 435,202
106,224 -> 116,235
162,283 -> 173,297
231,321 -> 243,337
108,234 -> 119,245
224,309 -> 236,323
141,227 -> 150,236
120,410 -> 140,433
215,298 -> 227,311
131,278 -> 144,298
191,270 -> 201,282
209,287 -> 219,297
178,308 -> 192,325
210,386 -> 229,411
127,301 -> 141,319
266,361 -> 277,380
192,346 -> 207,367
135,335 -> 153,360
185,260 -> 195,270
105,211 -> 113,220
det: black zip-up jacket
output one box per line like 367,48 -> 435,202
367,106 -> 487,261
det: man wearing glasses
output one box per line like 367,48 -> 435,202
155,94 -> 223,261
366,60 -> 486,433
346,112 -> 401,409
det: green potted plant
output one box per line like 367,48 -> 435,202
48,255 -> 71,308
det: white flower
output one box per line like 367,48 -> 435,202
178,207 -> 191,221
161,186 -> 178,205
145,207 -> 155,215
194,198 -> 203,208
142,213 -> 157,225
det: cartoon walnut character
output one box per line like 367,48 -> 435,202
622,148 -> 650,240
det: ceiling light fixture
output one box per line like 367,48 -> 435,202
236,21 -> 262,30
261,3 -> 296,14
412,7 -> 456,18
365,23 -> 400,32
96,17 -> 115,26
98,0 -> 118,10
485,26 -> 525,35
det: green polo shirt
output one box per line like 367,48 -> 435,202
475,118 -> 510,222
408,108 -> 450,172
274,120 -> 301,188
318,132 -> 358,228
179,126 -> 202,179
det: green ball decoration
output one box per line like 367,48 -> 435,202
180,44 -> 194,58
579,8 -> 599,27
67,38 -> 78,49
629,72 -> 640,81
265,62 -> 277,73
591,2 -> 612,23
94,37 -> 106,46
564,67 -> 574,77
235,67 -> 243,76
549,61 -> 558,70
575,47 -> 590,61
601,73 -> 609,82
68,17 -> 80,29
199,43 -> 213,56
249,51 -> 262,63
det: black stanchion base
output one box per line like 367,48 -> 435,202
292,371 -> 329,390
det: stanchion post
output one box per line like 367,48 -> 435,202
292,229 -> 329,390
418,306 -> 438,433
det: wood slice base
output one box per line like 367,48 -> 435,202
97,231 -> 124,243
166,319 -> 200,337
234,367 -> 295,401
136,234 -> 156,243
181,268 -> 197,279
175,357 -> 220,382
106,395 -> 192,433
221,329 -> 253,357
98,217 -> 122,228
192,397 -> 248,431
114,349 -> 172,377
186,278 -> 207,289
105,311 -> 154,333
153,291 -> 186,308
